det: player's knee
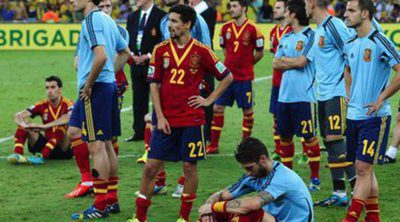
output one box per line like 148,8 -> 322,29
213,105 -> 225,113
67,126 -> 81,139
143,162 -> 159,179
355,161 -> 372,177
325,139 -> 347,163
243,108 -> 253,115
182,162 -> 197,177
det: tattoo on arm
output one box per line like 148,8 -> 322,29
226,200 -> 241,209
257,191 -> 274,206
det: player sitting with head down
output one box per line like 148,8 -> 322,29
128,4 -> 233,222
8,76 -> 74,165
198,137 -> 314,222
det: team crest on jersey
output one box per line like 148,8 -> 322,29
190,54 -> 200,74
163,57 -> 169,69
318,36 -> 325,47
364,48 -> 372,62
226,28 -> 231,40
296,41 -> 304,51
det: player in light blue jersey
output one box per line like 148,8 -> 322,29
305,0 -> 356,207
349,17 -> 383,35
342,0 -> 400,221
198,137 -> 314,222
272,0 -> 322,191
160,0 -> 211,46
69,0 -> 130,219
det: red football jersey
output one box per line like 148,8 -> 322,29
28,97 -> 74,137
115,69 -> 129,97
148,38 -> 229,128
270,23 -> 292,87
219,19 -> 264,81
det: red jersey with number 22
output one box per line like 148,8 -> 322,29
220,19 -> 264,81
148,39 -> 229,128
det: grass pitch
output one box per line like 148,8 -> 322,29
0,51 -> 399,222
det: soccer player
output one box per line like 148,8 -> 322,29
69,0 -> 130,218
272,0 -> 321,191
342,0 -> 400,221
128,5 -> 233,222
8,76 -> 74,165
304,0 -> 356,206
65,0 -> 131,199
385,122 -> 400,163
206,0 -> 264,154
269,0 -> 292,160
198,137 -> 314,222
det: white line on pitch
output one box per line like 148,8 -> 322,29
0,76 -> 272,145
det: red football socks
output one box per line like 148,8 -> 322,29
304,138 -> 320,179
345,198 -> 365,222
14,126 -> 27,155
242,112 -> 254,139
210,112 -> 224,148
365,196 -> 380,222
42,128 -> 65,158
93,178 -> 108,211
177,176 -> 186,186
107,176 -> 119,205
71,137 -> 91,182
280,141 -> 294,169
179,193 -> 196,221
135,196 -> 151,222
155,171 -> 166,187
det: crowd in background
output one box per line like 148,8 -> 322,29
1,0 -> 399,22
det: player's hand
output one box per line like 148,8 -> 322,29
158,117 -> 171,135
344,96 -> 350,104
135,55 -> 149,65
199,204 -> 214,222
188,96 -> 210,109
25,123 -> 48,131
80,85 -> 92,101
365,99 -> 384,116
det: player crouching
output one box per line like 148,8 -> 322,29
198,137 -> 314,222
8,76 -> 74,165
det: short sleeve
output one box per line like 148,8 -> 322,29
275,42 -> 284,58
84,13 -> 105,50
375,33 -> 400,68
226,175 -> 255,199
147,45 -> 163,83
325,19 -> 350,54
27,103 -> 42,118
219,26 -> 226,48
302,31 -> 315,57
203,47 -> 230,80
263,178 -> 286,200
254,26 -> 265,51
116,28 -> 128,52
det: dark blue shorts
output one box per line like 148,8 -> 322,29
215,80 -> 253,109
69,82 -> 120,142
277,102 -> 317,138
148,125 -> 206,162
269,86 -> 280,115
346,116 -> 390,165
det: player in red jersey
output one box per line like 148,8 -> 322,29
8,76 -> 74,165
268,0 -> 293,163
128,4 -> 233,222
206,0 -> 264,154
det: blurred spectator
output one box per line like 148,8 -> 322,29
42,4 -> 59,23
327,0 -> 335,15
258,0 -> 272,22
392,3 -> 400,22
111,0 -> 120,19
119,0 -> 132,20
334,0 -> 346,19
59,0 -> 73,22
2,1 -> 16,21
374,0 -> 384,21
14,0 -> 27,21
27,0 -> 38,22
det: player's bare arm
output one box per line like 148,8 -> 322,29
188,73 -> 233,109
114,46 -> 131,72
344,66 -> 352,103
27,111 -> 72,130
272,57 -> 291,70
367,63 -> 400,115
150,82 -> 171,134
280,55 -> 308,68
205,189 -> 232,204
253,50 -> 264,65
14,110 -> 32,128
80,46 -> 108,101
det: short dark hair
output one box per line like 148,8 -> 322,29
352,0 -> 375,20
287,0 -> 309,26
230,0 -> 249,11
169,4 -> 197,29
45,76 -> 63,88
235,137 -> 269,164
92,0 -> 102,6
315,0 -> 329,8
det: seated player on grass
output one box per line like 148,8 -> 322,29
198,137 -> 314,222
8,76 -> 74,165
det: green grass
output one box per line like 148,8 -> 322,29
0,51 -> 400,222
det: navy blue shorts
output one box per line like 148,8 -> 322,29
346,116 -> 390,165
28,133 -> 73,159
277,102 -> 317,138
215,80 -> 253,109
148,125 -> 206,162
69,82 -> 120,142
269,86 -> 280,115
318,96 -> 346,138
